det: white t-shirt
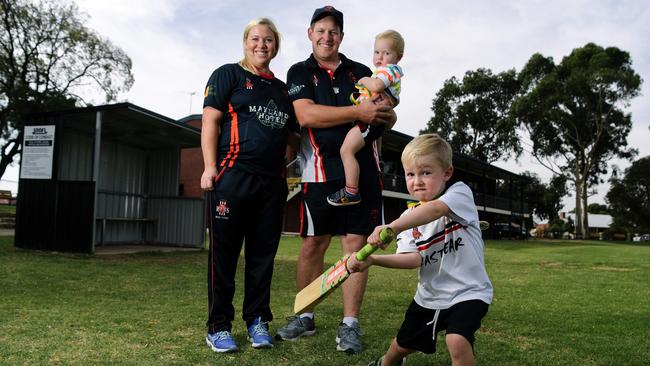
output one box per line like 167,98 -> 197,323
396,181 -> 493,309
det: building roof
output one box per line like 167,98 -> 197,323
566,213 -> 613,229
383,130 -> 530,182
26,102 -> 200,150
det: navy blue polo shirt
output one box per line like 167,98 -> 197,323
287,53 -> 377,182
203,63 -> 297,178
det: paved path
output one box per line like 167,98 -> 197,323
94,245 -> 201,255
0,229 -> 14,236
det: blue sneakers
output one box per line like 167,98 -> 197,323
247,317 -> 273,349
327,188 -> 362,206
206,330 -> 238,353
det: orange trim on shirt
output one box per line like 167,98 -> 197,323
220,103 -> 240,168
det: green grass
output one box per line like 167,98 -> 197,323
1,236 -> 649,365
0,204 -> 16,214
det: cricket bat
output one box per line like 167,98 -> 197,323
293,228 -> 394,314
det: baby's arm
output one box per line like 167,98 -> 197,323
347,252 -> 420,272
358,76 -> 388,93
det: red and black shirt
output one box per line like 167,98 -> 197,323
287,53 -> 379,182
203,63 -> 297,178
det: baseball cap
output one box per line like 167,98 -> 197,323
310,6 -> 343,31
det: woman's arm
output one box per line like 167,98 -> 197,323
200,106 -> 223,190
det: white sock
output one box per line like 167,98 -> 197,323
300,312 -> 314,319
342,316 -> 358,327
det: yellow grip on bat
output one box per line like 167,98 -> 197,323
355,227 -> 394,261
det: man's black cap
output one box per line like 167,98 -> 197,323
310,6 -> 343,31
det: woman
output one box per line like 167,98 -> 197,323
201,17 -> 297,353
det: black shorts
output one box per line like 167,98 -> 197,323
396,299 -> 489,354
299,178 -> 383,237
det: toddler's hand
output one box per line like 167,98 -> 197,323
346,252 -> 371,273
368,225 -> 393,249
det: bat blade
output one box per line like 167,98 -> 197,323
293,228 -> 394,314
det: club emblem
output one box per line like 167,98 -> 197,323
313,74 -> 319,86
216,200 -> 230,217
348,71 -> 357,83
412,227 -> 422,239
245,78 -> 253,90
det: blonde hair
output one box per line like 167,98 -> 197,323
376,29 -> 405,57
401,133 -> 453,169
240,17 -> 281,72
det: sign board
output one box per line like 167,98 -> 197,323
20,125 -> 56,179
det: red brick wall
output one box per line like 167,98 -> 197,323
180,118 -> 204,198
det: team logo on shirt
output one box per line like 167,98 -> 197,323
249,99 -> 289,129
288,83 -> 305,96
312,74 -> 319,86
204,85 -> 214,97
412,227 -> 422,239
216,200 -> 230,219
245,78 -> 253,90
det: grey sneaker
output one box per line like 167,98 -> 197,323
336,322 -> 363,354
275,315 -> 315,341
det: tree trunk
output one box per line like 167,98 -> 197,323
0,131 -> 22,183
575,183 -> 584,239
581,183 -> 590,240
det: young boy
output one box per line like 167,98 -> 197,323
326,29 -> 404,206
347,134 -> 493,366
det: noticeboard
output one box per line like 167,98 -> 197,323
20,125 -> 56,179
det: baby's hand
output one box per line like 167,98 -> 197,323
358,76 -> 372,87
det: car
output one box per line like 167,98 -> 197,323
632,234 -> 649,242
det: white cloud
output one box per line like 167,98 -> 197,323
3,0 -> 648,209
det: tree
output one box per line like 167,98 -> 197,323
521,171 -> 567,222
0,0 -> 133,178
587,203 -> 609,214
606,156 -> 650,234
421,68 -> 522,163
513,43 -> 642,239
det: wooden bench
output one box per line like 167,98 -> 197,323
96,217 -> 157,246
0,190 -> 13,205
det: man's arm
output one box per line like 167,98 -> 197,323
293,95 -> 394,128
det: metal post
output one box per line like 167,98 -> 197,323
91,111 -> 102,252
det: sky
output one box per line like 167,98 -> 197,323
3,0 -> 649,212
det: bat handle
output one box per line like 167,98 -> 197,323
355,227 -> 395,261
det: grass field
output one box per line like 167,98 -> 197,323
1,235 -> 649,365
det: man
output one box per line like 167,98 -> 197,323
275,6 -> 396,354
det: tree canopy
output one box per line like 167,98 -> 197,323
521,171 -> 567,222
0,0 -> 133,178
421,68 -> 522,163
513,43 -> 642,239
606,156 -> 650,233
